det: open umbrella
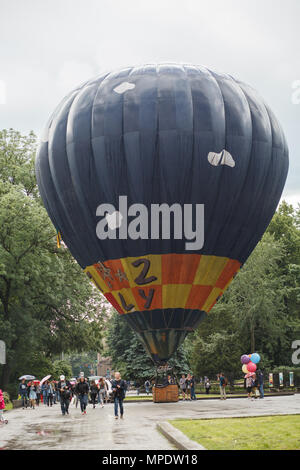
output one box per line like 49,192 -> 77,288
244,373 -> 255,378
40,375 -> 51,386
105,379 -> 112,393
19,375 -> 35,380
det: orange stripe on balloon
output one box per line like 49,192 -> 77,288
215,259 -> 241,289
185,285 -> 214,310
161,253 -> 200,284
104,293 -> 124,314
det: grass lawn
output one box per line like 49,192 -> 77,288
124,392 -> 287,402
170,415 -> 300,450
124,395 -> 153,401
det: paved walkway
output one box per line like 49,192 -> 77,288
0,394 -> 299,450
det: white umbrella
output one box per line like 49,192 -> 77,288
105,379 -> 112,393
19,375 -> 35,380
40,374 -> 51,385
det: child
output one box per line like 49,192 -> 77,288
0,389 -> 8,424
29,383 -> 37,409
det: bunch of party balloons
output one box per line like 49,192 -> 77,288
240,353 -> 261,374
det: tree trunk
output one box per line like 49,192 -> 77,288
250,321 -> 255,353
0,362 -> 11,390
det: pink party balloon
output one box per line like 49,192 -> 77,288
247,361 -> 257,372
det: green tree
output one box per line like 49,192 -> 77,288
0,129 -> 105,389
191,232 -> 289,378
52,360 -> 73,380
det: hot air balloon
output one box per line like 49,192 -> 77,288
35,64 -> 288,365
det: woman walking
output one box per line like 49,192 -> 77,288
98,377 -> 107,408
111,372 -> 126,419
29,383 -> 37,409
46,381 -> 54,407
90,380 -> 99,409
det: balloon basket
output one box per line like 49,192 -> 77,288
152,363 -> 179,403
152,384 -> 179,403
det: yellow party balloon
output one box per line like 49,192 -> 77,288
242,364 -> 249,374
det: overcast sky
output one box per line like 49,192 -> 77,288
0,0 -> 299,204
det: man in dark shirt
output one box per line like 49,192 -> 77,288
257,369 -> 264,399
75,376 -> 89,415
111,372 -> 126,419
60,385 -> 71,415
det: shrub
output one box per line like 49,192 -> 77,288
2,391 -> 13,410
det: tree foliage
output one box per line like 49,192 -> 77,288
0,129 -> 105,391
191,204 -> 300,379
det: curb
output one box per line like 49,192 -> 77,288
125,392 -> 295,403
157,421 -> 206,451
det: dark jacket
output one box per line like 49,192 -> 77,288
58,380 -> 71,391
111,379 -> 126,399
61,389 -> 71,401
75,381 -> 89,395
19,383 -> 27,395
257,372 -> 264,386
90,384 -> 99,395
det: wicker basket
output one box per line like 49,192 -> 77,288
152,384 -> 179,403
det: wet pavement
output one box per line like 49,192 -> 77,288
0,394 -> 299,450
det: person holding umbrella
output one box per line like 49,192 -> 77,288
18,379 -> 28,409
40,375 -> 52,406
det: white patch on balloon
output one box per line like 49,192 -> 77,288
113,82 -> 136,94
208,150 -> 235,168
106,211 -> 123,230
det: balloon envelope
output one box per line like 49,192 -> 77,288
36,63 -> 289,364
241,354 -> 250,365
251,353 -> 261,364
247,361 -> 257,372
242,364 -> 249,374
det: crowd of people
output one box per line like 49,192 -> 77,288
17,371 -> 127,419
5,368 -> 266,425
